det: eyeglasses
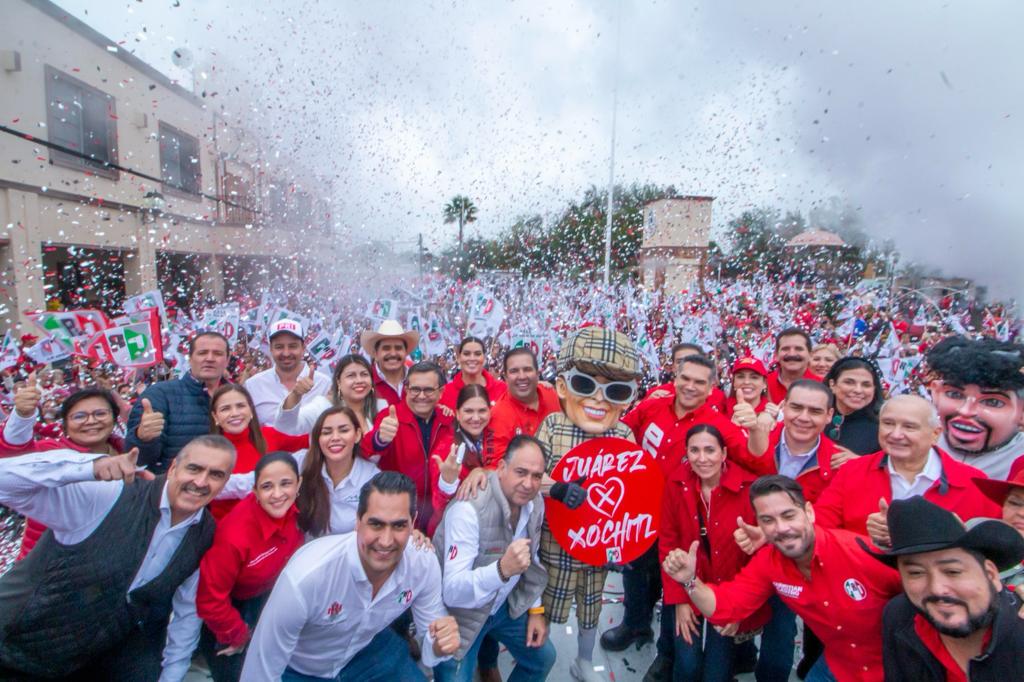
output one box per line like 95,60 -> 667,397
561,369 -> 637,405
406,386 -> 440,397
68,409 -> 114,423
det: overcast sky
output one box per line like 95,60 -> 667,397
51,0 -> 1023,298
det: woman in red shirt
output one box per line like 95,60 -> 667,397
725,357 -> 770,419
209,384 -> 309,518
660,424 -> 770,682
197,451 -> 304,682
438,336 -> 507,410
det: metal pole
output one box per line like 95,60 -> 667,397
603,0 -> 622,286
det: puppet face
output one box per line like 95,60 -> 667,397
556,370 -> 634,434
930,380 -> 1023,454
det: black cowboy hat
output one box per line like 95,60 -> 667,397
858,496 -> 1024,571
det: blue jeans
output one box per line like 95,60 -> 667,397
755,596 -> 797,682
281,627 -> 425,682
672,620 -> 736,682
804,655 -> 837,682
433,604 -> 556,682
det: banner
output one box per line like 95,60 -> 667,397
545,437 -> 664,566
24,334 -> 72,364
0,332 -> 19,372
200,303 -> 241,345
466,291 -> 505,338
29,310 -> 111,349
124,290 -> 167,325
99,308 -> 163,368
366,298 -> 399,323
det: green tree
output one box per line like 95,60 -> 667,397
443,195 -> 478,257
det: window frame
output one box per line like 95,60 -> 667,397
43,65 -> 119,180
158,121 -> 203,201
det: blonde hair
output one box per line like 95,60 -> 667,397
811,343 -> 840,360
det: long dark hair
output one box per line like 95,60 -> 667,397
297,405 -> 362,537
824,356 -> 884,417
685,423 -> 727,450
329,354 -> 379,424
209,383 -> 267,455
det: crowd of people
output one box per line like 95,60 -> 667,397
0,272 -> 1022,682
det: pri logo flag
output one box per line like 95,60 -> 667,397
30,310 -> 111,350
466,291 -> 505,337
24,334 -> 72,364
100,309 -> 163,368
366,299 -> 398,322
124,290 -> 167,324
0,332 -> 20,372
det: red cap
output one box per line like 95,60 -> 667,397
731,357 -> 768,378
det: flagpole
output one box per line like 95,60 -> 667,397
603,0 -> 622,287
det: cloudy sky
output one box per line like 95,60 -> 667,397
52,0 -> 1023,297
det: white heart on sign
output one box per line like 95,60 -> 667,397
587,477 -> 625,519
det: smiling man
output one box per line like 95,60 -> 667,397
0,435 -> 235,680
245,319 -> 331,427
766,328 -> 821,404
360,320 -> 421,407
862,496 -> 1024,681
926,336 -> 1024,479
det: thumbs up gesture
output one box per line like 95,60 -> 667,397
433,443 -> 463,485
135,398 -> 165,442
731,392 -> 759,429
866,497 -> 892,548
14,372 -> 42,418
757,401 -> 781,429
733,515 -> 766,555
93,448 -> 154,483
663,540 -> 699,585
378,405 -> 399,445
290,362 -> 317,400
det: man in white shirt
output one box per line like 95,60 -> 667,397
245,319 -> 331,427
431,435 -> 554,682
0,435 -> 236,681
241,471 -> 460,681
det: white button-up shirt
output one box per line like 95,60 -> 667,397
889,448 -> 943,500
241,532 -> 451,680
441,499 -> 540,615
244,367 -> 331,427
0,450 -> 204,682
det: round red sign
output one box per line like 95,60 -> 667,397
545,437 -> 664,566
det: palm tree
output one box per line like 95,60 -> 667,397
443,195 -> 478,256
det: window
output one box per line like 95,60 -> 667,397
44,66 -> 118,179
222,171 -> 257,224
158,122 -> 202,197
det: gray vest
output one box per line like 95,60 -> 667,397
0,475 -> 215,678
432,470 -> 547,659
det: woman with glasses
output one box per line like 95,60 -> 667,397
0,386 -> 124,560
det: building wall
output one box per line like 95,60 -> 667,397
639,197 -> 713,292
0,0 -> 339,328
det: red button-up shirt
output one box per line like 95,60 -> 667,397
438,370 -> 507,411
659,460 -> 769,633
197,494 -> 303,647
371,364 -> 404,407
912,613 -> 991,682
488,385 -> 561,460
709,525 -> 903,682
814,448 -> 1001,535
766,368 -> 822,404
621,397 -> 755,476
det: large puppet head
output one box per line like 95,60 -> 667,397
926,336 -> 1024,455
556,326 -> 641,434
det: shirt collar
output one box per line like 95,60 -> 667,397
250,494 -> 298,540
160,482 -> 205,530
887,448 -> 942,482
779,429 -> 821,459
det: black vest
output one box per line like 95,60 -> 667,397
0,475 -> 215,678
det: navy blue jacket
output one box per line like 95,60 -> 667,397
125,372 -> 217,474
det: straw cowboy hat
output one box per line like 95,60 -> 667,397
359,320 -> 420,355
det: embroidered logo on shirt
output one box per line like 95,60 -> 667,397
327,601 -> 343,619
448,544 -> 458,560
398,589 -> 413,605
772,582 -> 804,598
843,578 -> 867,602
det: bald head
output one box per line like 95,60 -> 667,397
879,395 -> 943,465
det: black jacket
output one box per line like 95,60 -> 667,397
882,590 -> 1024,681
827,406 -> 880,455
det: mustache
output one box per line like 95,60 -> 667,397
782,355 -> 805,363
923,595 -> 969,609
182,483 -> 211,496
772,532 -> 802,543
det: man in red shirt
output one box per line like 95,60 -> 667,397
648,342 -> 727,413
359,320 -> 420,407
766,328 -> 822,404
663,474 -> 904,682
867,496 -> 1024,681
814,395 -> 1000,542
361,361 -> 454,532
488,348 -> 561,462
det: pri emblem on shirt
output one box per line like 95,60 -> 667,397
326,601 -> 343,619
448,544 -> 458,560
843,578 -> 867,602
398,589 -> 414,605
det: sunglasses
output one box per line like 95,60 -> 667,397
562,369 -> 637,405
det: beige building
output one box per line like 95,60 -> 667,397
0,0 -> 340,329
639,196 -> 713,293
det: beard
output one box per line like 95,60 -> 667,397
942,416 -> 1016,454
915,582 -> 999,638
